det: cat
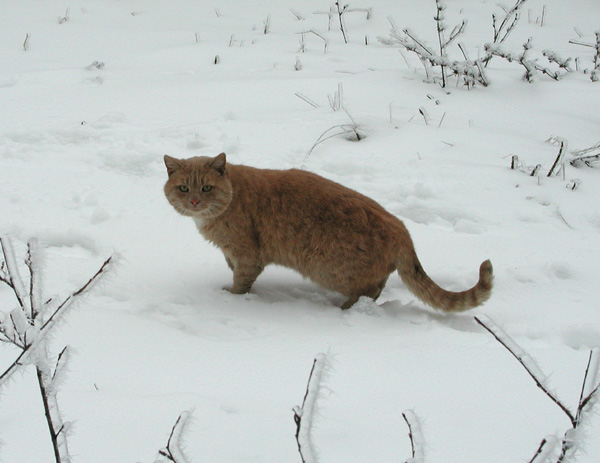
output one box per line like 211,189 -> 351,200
163,153 -> 493,311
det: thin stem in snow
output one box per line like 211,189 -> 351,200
158,411 -> 192,463
474,315 -> 576,424
477,316 -> 600,463
1,252 -> 113,385
576,349 -> 600,421
37,365 -> 71,463
492,0 -> 529,44
26,238 -> 43,321
528,435 -> 558,463
402,410 -> 425,463
547,137 -> 568,177
592,31 -> 600,82
293,354 -> 328,463
335,2 -> 349,44
1,236 -> 30,313
434,0 -> 447,87
298,29 -> 329,54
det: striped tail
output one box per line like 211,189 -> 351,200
397,252 -> 493,312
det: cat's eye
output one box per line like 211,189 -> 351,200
178,185 -> 189,193
202,185 -> 213,192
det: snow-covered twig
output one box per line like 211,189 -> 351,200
474,315 -> 574,423
328,82 -> 344,111
432,0 -> 468,88
511,155 -> 520,170
157,411 -> 192,463
402,410 -> 425,463
263,15 -> 271,35
291,9 -> 305,21
305,123 -> 362,159
568,39 -> 594,48
0,237 -> 114,463
37,356 -> 72,463
592,31 -> 600,82
528,435 -> 559,463
298,30 -> 329,54
542,50 -> 572,72
57,7 -> 70,24
25,238 -> 44,321
570,140 -> 600,167
571,140 -> 600,157
485,38 -> 562,82
476,316 -> 600,463
0,236 -> 30,313
434,0 -> 448,87
554,349 -> 600,462
379,20 -> 487,89
295,93 -> 319,108
23,33 -> 31,51
490,0 -> 529,46
313,2 -> 371,43
293,354 -> 328,463
577,349 -> 600,416
546,137 -> 568,177
418,107 -> 430,125
335,2 -> 349,44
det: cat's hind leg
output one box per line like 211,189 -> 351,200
340,295 -> 360,310
340,277 -> 388,310
371,277 -> 388,300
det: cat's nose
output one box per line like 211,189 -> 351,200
190,199 -> 200,207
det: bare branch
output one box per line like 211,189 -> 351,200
492,0 -> 529,44
528,435 -> 558,463
335,2 -> 348,44
294,354 -> 328,463
474,315 -> 576,425
23,33 -> 31,51
26,238 -> 43,321
41,256 -> 113,332
577,349 -> 600,417
37,365 -> 71,463
570,140 -> 600,167
297,29 -> 329,54
1,236 -> 30,312
295,93 -> 320,108
158,411 -> 192,463
402,410 -> 425,463
1,254 -> 114,387
547,137 -> 568,177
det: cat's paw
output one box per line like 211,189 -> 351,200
223,286 -> 249,295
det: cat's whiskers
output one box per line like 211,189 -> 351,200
203,204 -> 223,220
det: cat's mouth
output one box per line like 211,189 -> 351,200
172,203 -> 205,217
186,204 -> 224,219
187,204 -> 205,213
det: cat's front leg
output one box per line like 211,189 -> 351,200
228,261 -> 264,294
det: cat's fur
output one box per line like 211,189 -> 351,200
163,153 -> 493,311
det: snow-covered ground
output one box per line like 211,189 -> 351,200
1,1 -> 599,462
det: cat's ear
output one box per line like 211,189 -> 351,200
209,153 -> 227,175
164,155 -> 183,177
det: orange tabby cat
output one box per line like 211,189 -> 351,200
163,153 -> 493,311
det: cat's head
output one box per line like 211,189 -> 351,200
163,153 -> 233,219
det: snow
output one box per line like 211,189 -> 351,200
1,0 -> 600,462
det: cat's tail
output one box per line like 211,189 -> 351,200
396,250 -> 493,312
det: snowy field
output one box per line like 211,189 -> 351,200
1,0 -> 600,462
